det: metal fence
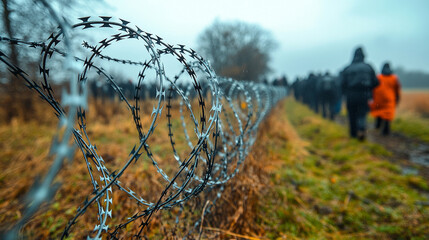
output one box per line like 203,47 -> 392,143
0,3 -> 286,239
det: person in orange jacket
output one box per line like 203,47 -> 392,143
369,62 -> 401,135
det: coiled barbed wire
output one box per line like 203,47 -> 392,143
1,0 -> 84,239
0,15 -> 287,239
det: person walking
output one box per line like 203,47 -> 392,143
340,47 -> 379,140
318,71 -> 341,120
370,62 -> 401,135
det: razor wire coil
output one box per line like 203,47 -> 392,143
0,13 -> 287,239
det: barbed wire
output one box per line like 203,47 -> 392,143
0,0 -> 85,239
0,13 -> 287,239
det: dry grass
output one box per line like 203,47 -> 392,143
397,90 -> 429,118
392,90 -> 429,142
0,97 -> 281,239
1,96 -> 429,239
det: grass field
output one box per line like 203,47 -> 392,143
0,93 -> 428,239
393,90 -> 429,142
260,98 -> 428,239
397,90 -> 429,118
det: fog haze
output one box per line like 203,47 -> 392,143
105,0 -> 429,80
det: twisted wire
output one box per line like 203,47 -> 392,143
0,15 -> 287,239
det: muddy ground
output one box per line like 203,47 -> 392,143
336,116 -> 429,183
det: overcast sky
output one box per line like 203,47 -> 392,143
103,0 -> 429,80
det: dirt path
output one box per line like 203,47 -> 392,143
336,116 -> 429,182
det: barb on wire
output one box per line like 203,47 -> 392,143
0,13 -> 287,239
1,0 -> 84,239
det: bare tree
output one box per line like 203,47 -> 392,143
1,0 -> 94,70
0,0 -> 100,122
0,0 -> 40,122
197,19 -> 277,82
1,0 -> 18,65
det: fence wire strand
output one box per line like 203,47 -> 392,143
0,11 -> 287,240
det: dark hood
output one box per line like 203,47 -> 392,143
352,47 -> 365,63
381,62 -> 393,75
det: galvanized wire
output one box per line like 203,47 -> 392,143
1,0 -> 84,239
0,14 -> 287,239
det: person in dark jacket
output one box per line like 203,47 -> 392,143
305,73 -> 319,112
340,47 -> 379,140
318,71 -> 341,120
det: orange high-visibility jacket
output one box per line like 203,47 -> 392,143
370,74 -> 401,121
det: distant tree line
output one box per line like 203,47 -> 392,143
395,67 -> 429,89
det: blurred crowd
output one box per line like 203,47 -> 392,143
290,46 -> 401,141
86,46 -> 402,142
88,80 -> 212,102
